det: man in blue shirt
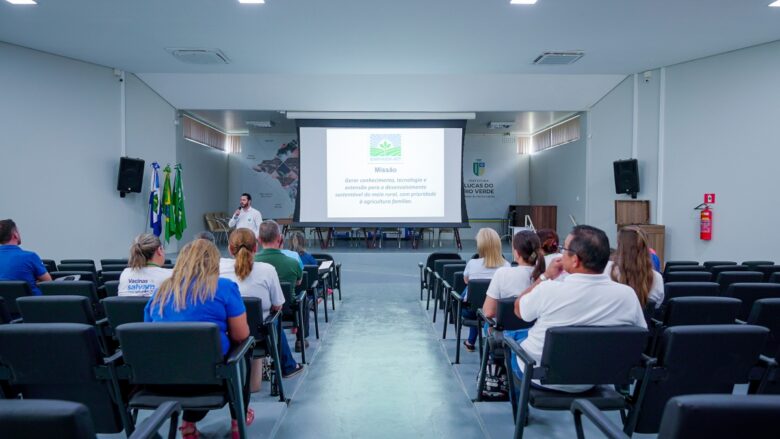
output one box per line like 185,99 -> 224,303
0,219 -> 51,296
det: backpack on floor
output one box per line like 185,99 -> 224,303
480,362 -> 509,401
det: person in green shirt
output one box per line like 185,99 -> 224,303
255,220 -> 309,351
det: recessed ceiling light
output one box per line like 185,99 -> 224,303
6,0 -> 38,4
770,1 -> 780,7
511,0 -> 538,4
238,0 -> 265,3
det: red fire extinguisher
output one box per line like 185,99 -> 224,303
700,206 -> 712,241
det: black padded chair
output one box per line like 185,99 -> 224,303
61,259 -> 96,266
747,299 -> 780,356
419,252 -> 460,302
751,265 -> 780,282
17,295 -> 97,325
0,323 -> 134,435
727,283 -> 780,321
57,263 -> 97,275
100,258 -> 128,267
476,297 -> 534,401
626,325 -> 768,435
504,326 -> 651,439
114,322 -> 254,439
41,258 -> 58,273
431,258 -> 462,311
665,265 -> 707,274
770,272 -> 780,284
101,264 -> 127,273
664,271 -> 712,283
0,297 -> 12,324
703,261 -> 737,269
50,271 -> 98,284
434,262 -> 467,324
39,280 -> 103,318
103,280 -> 120,297
301,266 -> 323,338
710,264 -> 750,279
661,297 -> 740,327
663,261 -> 699,271
716,271 -> 763,294
101,271 -> 123,283
571,394 -> 780,439
101,296 -> 148,336
440,265 -> 468,338
662,282 -> 720,303
280,281 -> 308,364
452,278 -> 491,364
743,260 -> 774,269
243,296 -> 286,401
311,253 -> 341,300
0,280 -> 32,319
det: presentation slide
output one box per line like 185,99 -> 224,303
296,121 -> 467,226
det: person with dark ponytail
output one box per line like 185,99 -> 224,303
482,230 -> 546,319
219,229 -> 304,389
536,228 -> 561,267
118,233 -> 171,297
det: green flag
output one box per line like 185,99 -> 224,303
173,164 -> 187,240
162,165 -> 173,243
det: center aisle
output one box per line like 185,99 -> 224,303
273,252 -> 487,438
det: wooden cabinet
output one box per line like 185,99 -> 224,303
614,200 -> 666,267
509,205 -> 557,231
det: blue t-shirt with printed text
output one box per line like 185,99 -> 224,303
0,245 -> 47,296
144,277 -> 246,356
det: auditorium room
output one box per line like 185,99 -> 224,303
2,1 -> 780,438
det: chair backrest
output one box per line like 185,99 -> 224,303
634,324 -> 768,434
727,283 -> 780,321
0,280 -> 32,316
742,260 -> 774,269
0,323 -> 125,433
39,281 -> 99,305
41,259 -> 58,273
103,280 -> 120,297
100,271 -> 122,283
100,264 -> 127,273
494,297 -> 532,331
663,282 -> 720,303
466,279 -> 491,309
60,259 -> 95,266
442,263 -> 467,287
657,395 -> 780,439
280,281 -> 293,304
710,264 -> 749,278
747,298 -> 780,356
664,271 -> 713,283
716,271 -> 764,294
0,399 -> 97,439
665,265 -> 709,273
453,271 -> 467,296
57,263 -> 97,274
100,259 -> 128,267
17,296 -> 96,325
539,326 -> 648,386
0,297 -> 11,324
303,265 -> 319,289
50,271 -> 97,284
115,322 -> 224,385
663,262 -> 700,276
663,297 -> 740,326
425,252 -> 461,272
310,253 -> 334,261
433,259 -> 458,278
749,265 -> 780,282
770,272 -> 780,284
703,261 -> 737,269
101,296 -> 147,330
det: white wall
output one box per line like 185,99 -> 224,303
529,116 -> 587,239
0,42 -> 177,262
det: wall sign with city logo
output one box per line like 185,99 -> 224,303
463,136 -> 522,219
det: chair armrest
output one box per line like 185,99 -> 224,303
129,400 -> 182,439
449,289 -> 463,302
649,318 -> 663,327
425,267 -> 433,274
226,336 -> 255,365
10,317 -> 23,324
309,280 -> 319,291
504,337 -> 535,368
294,290 -> 306,303
263,309 -> 281,326
570,400 -> 630,439
104,350 -> 123,365
478,309 -> 496,327
442,280 -> 451,290
735,319 -> 747,324
759,355 -> 778,368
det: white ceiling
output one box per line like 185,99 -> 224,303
2,0 -> 779,110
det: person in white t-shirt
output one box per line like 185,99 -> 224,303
220,229 -> 303,390
228,193 -> 263,238
462,228 -> 510,351
118,233 -> 172,297
607,226 -> 664,309
514,225 -> 647,393
483,230 -> 545,317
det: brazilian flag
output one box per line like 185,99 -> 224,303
162,165 -> 173,243
173,164 -> 187,240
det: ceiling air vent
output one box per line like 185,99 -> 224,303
533,51 -> 584,65
166,48 -> 230,65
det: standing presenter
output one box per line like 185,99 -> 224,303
229,193 -> 263,238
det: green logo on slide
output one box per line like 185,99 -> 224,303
370,134 -> 402,161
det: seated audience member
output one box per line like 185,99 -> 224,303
536,228 -> 561,268
0,219 -> 51,295
280,237 -> 304,270
462,228 -> 510,351
514,225 -> 647,393
144,239 -> 252,438
608,226 -> 664,309
289,231 -> 318,266
254,220 -> 310,352
118,233 -> 172,297
482,231 -> 545,319
194,231 -> 216,243
220,229 -> 304,389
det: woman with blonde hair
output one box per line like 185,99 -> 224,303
117,233 -> 171,297
144,239 -> 252,439
220,229 -> 303,391
462,228 -> 510,351
609,226 -> 664,309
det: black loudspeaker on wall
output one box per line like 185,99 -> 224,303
117,157 -> 145,198
613,159 -> 640,199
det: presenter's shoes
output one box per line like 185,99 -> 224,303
463,341 -> 476,352
294,339 -> 310,352
282,364 -> 305,379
